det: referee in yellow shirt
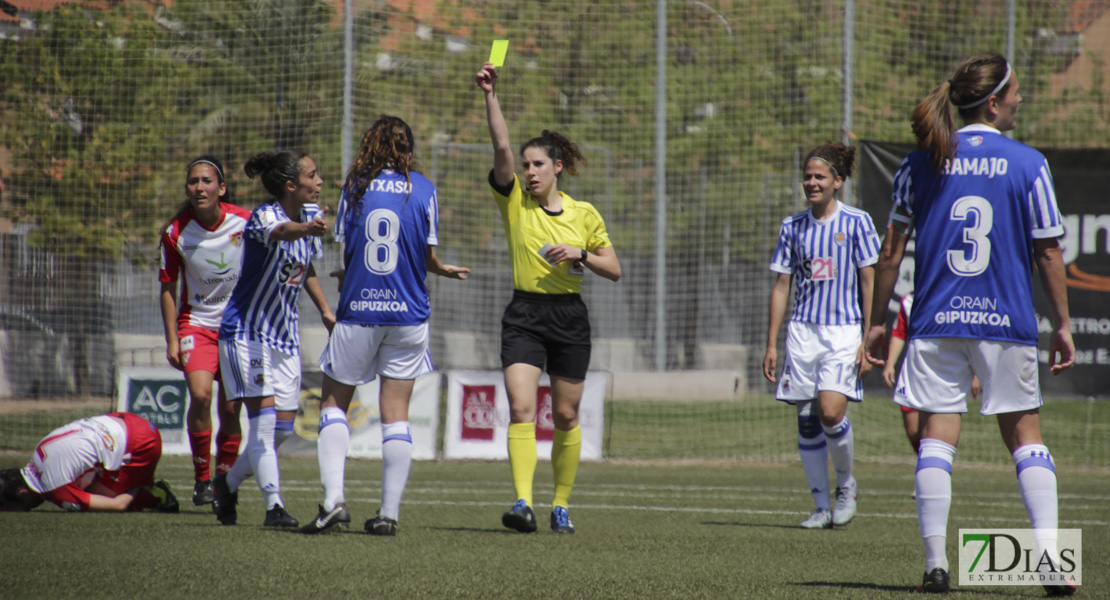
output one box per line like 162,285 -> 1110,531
477,61 -> 622,534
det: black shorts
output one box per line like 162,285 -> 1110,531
500,290 -> 591,379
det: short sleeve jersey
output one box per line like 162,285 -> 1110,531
218,201 -> 324,355
20,415 -> 128,497
891,293 -> 915,341
888,125 -> 1064,344
769,202 -> 881,326
159,204 -> 251,331
334,170 -> 439,325
491,173 -> 612,295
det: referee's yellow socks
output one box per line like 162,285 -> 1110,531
551,425 -> 582,509
507,422 -> 537,507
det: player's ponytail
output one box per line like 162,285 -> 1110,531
522,130 -> 586,178
244,150 -> 308,199
912,53 -> 1011,172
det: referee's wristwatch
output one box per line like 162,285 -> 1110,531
580,248 -> 588,263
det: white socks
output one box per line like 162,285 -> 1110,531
796,402 -> 830,511
822,417 -> 854,489
916,438 -> 956,572
246,406 -> 282,510
1013,444 -> 1061,570
317,406 -> 350,512
380,421 -> 413,521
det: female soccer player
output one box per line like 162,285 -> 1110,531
159,156 -> 250,508
299,116 -> 468,536
477,61 -> 621,534
864,53 -> 1075,595
213,150 -> 336,528
0,413 -> 177,513
762,142 -> 880,530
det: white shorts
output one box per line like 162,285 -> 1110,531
218,338 -> 301,411
894,337 -> 1041,415
776,321 -> 863,403
318,322 -> 432,386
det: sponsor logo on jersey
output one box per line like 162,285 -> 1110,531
934,295 -> 1012,328
250,358 -> 263,368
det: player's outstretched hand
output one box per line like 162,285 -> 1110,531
882,364 -> 896,389
864,324 -> 887,367
476,62 -> 498,93
166,340 -> 184,372
306,205 -> 329,237
438,264 -> 470,280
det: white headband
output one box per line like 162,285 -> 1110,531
188,159 -> 225,181
809,156 -> 840,179
957,62 -> 1011,110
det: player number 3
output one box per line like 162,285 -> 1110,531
947,195 -> 993,277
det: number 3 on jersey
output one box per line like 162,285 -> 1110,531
947,195 -> 993,277
363,208 -> 401,275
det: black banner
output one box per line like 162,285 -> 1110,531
858,140 -> 1110,398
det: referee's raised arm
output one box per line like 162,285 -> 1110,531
477,62 -> 514,188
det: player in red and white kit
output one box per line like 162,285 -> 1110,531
160,156 -> 251,507
0,413 -> 178,513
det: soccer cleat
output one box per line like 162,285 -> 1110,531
365,513 -> 398,536
299,503 -> 351,534
832,479 -> 858,526
152,480 -> 179,513
263,505 -> 299,528
800,508 -> 833,529
550,506 -> 575,534
1043,576 -> 1078,597
501,499 -> 538,533
917,568 -> 950,594
212,474 -> 237,526
192,479 -> 214,506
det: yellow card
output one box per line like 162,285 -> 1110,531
489,40 -> 509,67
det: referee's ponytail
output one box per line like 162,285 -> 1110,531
522,130 -> 585,178
912,53 -> 1011,172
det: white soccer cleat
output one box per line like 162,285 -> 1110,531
832,479 -> 858,526
800,508 -> 833,529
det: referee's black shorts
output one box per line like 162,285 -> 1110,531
500,290 -> 591,379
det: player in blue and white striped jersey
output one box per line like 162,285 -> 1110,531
299,116 -> 468,536
865,53 -> 1075,595
763,142 -> 881,530
214,150 -> 336,529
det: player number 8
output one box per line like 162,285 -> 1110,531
363,208 -> 401,275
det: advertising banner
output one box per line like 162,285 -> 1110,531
117,367 -> 440,459
444,370 -> 608,460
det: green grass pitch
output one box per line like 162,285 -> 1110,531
1,454 -> 1106,599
